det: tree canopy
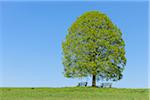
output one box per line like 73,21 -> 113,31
62,11 -> 126,87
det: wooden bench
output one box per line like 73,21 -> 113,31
77,82 -> 88,87
99,83 -> 112,88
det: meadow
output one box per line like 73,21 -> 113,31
0,87 -> 149,100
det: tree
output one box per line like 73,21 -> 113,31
62,11 -> 126,87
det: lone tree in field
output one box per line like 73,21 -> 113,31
62,11 -> 126,87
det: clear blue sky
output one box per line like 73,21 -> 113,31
0,1 -> 148,88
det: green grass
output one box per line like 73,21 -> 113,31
0,87 -> 149,100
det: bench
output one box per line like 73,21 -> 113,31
77,82 -> 88,87
99,83 -> 112,88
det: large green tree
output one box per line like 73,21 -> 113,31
62,11 -> 126,87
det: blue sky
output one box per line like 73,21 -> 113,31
0,1 -> 148,88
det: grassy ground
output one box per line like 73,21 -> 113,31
0,87 -> 149,100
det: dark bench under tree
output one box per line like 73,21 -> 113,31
77,82 -> 88,87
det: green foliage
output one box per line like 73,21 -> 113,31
62,11 -> 126,81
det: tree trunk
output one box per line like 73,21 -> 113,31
92,74 -> 96,87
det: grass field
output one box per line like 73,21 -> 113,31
0,87 -> 149,100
